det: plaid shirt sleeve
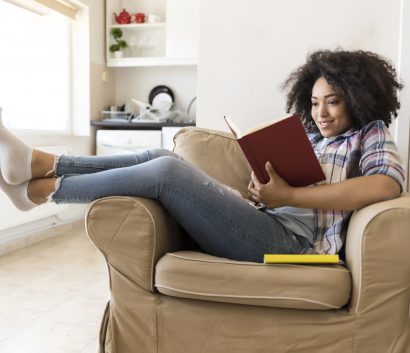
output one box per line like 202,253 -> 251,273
359,120 -> 405,191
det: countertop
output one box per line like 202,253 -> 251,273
90,120 -> 196,130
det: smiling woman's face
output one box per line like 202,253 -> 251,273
311,77 -> 353,138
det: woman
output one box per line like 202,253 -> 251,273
0,49 -> 405,262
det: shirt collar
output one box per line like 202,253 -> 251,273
308,127 -> 358,144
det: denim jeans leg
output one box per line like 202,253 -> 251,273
52,156 -> 310,262
55,148 -> 180,176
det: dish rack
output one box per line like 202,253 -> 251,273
101,111 -> 132,121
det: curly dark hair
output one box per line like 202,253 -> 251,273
281,49 -> 403,130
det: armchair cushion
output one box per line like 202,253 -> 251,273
155,251 -> 351,310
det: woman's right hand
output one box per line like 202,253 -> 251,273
247,162 -> 295,208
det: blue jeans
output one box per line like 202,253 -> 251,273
52,149 -> 311,262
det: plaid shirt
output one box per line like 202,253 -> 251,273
308,120 -> 405,254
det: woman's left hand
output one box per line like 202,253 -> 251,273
247,161 -> 294,208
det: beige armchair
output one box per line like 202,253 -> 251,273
86,127 -> 410,353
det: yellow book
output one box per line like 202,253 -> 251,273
263,254 -> 339,264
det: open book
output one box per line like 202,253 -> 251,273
224,114 -> 326,186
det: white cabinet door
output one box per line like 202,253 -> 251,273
96,130 -> 162,155
166,0 -> 199,59
162,126 -> 185,150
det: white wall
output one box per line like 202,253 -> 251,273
397,0 -> 410,190
197,0 -> 401,132
80,0 -> 116,152
196,0 -> 409,189
114,66 -> 197,113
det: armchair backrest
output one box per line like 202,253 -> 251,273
173,127 -> 251,197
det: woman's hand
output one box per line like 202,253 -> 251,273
247,162 -> 295,208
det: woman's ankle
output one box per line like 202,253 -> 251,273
31,150 -> 56,179
27,178 -> 56,204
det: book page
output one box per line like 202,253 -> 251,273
224,116 -> 241,138
224,115 -> 291,138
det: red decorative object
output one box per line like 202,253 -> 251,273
135,13 -> 146,23
113,9 -> 131,24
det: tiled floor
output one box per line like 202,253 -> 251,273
0,221 -> 109,353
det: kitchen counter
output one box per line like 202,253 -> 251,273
90,120 -> 195,130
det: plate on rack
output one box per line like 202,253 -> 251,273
148,85 -> 174,111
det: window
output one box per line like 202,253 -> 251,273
0,1 -> 72,132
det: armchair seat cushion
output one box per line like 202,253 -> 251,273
155,251 -> 351,310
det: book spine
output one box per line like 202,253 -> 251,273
238,138 -> 268,183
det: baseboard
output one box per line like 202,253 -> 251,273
0,217 -> 84,256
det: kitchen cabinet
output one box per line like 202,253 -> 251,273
91,121 -> 195,154
106,0 -> 199,67
96,130 -> 162,155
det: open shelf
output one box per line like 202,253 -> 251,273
109,22 -> 166,30
107,0 -> 198,67
107,56 -> 197,67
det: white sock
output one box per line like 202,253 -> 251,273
0,108 -> 33,185
0,172 -> 37,211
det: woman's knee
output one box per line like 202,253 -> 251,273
151,156 -> 186,179
146,148 -> 181,161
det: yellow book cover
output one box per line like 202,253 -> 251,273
263,254 -> 339,264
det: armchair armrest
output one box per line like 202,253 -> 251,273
346,193 -> 410,312
345,194 -> 410,350
86,196 -> 187,292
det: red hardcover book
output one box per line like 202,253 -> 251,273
224,114 -> 326,186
